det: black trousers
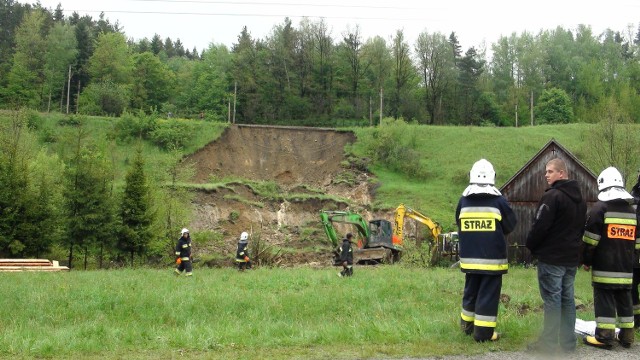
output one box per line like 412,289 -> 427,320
177,259 -> 192,273
461,273 -> 502,342
594,286 -> 634,345
632,268 -> 640,327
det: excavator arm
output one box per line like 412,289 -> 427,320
319,210 -> 370,248
393,204 -> 442,245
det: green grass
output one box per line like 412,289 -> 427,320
27,112 -> 228,185
351,123 -> 598,230
0,266 -> 599,359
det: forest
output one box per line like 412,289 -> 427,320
1,0 -> 640,126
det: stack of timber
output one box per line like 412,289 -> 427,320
0,259 -> 70,272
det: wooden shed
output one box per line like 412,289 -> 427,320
499,139 -> 598,264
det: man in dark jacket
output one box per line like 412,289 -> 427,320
526,158 -> 587,354
175,228 -> 193,276
339,233 -> 354,277
582,167 -> 638,349
456,159 -> 517,342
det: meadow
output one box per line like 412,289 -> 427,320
0,265 -> 597,359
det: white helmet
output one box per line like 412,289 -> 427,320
181,228 -> 189,235
597,167 -> 624,191
240,231 -> 249,240
469,159 -> 495,185
597,167 -> 633,201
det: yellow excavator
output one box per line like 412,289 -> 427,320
392,203 -> 442,246
394,204 -> 459,263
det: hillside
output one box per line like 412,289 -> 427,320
182,122 -> 620,267
3,111 -> 630,268
184,125 -> 373,267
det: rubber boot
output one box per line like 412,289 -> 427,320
583,335 -> 612,350
174,268 -> 182,276
617,328 -> 634,348
460,319 -> 473,335
473,326 -> 499,342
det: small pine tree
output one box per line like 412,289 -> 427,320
118,148 -> 153,266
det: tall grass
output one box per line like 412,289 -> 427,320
30,112 -> 227,185
0,266 -> 596,359
352,122 -> 597,230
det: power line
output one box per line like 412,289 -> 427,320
130,0 -> 424,11
58,9 -> 434,22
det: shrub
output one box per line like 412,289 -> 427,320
149,120 -> 193,150
114,111 -> 158,143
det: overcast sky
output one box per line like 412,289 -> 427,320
36,0 -> 640,54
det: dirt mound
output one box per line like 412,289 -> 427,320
188,125 -> 357,187
184,125 -> 376,267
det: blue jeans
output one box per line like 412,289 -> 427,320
536,261 -> 577,351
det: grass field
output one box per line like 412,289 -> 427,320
350,123 -> 604,229
0,265 -> 599,359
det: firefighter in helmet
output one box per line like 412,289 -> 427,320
456,159 -> 517,342
175,228 -> 193,276
583,167 -> 638,349
339,233 -> 354,277
236,231 -> 252,271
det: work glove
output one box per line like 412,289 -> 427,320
176,258 -> 181,265
244,256 -> 250,262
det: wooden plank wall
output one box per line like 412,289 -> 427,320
501,140 -> 598,264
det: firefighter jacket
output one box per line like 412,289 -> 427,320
583,199 -> 639,289
526,179 -> 587,267
456,193 -> 517,275
175,235 -> 192,261
236,239 -> 249,262
339,238 -> 353,265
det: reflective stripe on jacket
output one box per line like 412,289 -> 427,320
583,200 -> 637,289
456,193 -> 517,275
175,236 -> 191,258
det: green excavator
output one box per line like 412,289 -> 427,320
319,210 -> 401,265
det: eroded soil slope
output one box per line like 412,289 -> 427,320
189,124 -> 357,187
184,125 -> 379,267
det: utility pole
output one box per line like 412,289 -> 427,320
369,95 -> 372,127
233,81 -> 237,124
379,87 -> 383,126
76,80 -> 80,114
66,65 -> 72,114
530,90 -> 534,126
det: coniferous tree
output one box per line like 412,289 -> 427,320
0,110 -> 62,257
118,148 -> 153,266
62,125 -> 115,269
457,47 -> 485,124
150,34 -> 163,55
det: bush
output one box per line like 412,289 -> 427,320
149,120 -> 193,150
114,111 -> 158,143
78,81 -> 130,116
363,118 -> 430,179
57,114 -> 82,126
535,87 -> 574,124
